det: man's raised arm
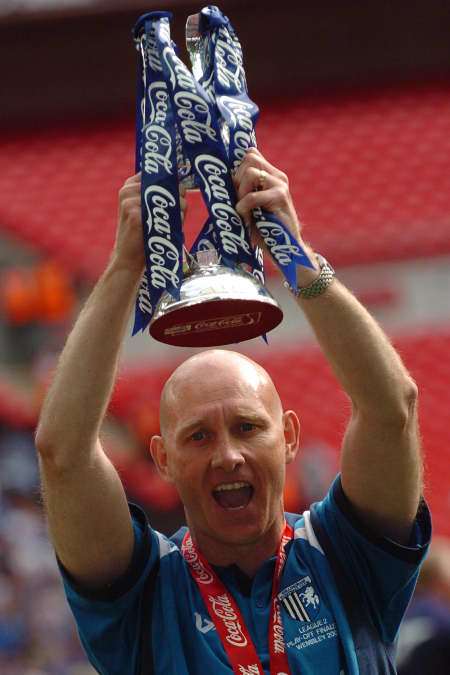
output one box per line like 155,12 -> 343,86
36,174 -> 146,589
235,148 -> 422,544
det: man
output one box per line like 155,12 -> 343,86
36,148 -> 430,674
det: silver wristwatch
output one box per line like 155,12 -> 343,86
284,254 -> 335,299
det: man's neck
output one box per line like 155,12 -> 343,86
189,516 -> 286,578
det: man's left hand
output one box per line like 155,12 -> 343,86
234,147 -> 302,242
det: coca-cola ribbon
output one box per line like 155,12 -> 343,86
198,6 -> 315,288
155,17 -> 256,274
132,12 -> 184,334
187,7 -> 265,286
181,523 -> 293,675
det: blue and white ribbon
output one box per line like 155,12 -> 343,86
155,18 -> 255,272
199,6 -> 315,287
132,13 -> 184,334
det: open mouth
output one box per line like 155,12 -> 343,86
212,481 -> 254,510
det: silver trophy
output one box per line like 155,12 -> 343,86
150,248 -> 283,347
148,12 -> 283,347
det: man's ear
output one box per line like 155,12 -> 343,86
150,435 -> 174,483
283,410 -> 300,465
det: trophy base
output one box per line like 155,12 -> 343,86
150,297 -> 282,347
149,261 -> 283,347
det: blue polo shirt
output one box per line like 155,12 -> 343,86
60,475 -> 431,674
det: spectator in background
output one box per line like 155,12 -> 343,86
0,260 -> 75,365
397,536 -> 450,674
0,424 -> 96,674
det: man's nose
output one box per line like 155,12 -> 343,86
210,439 -> 245,472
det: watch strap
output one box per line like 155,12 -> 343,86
284,254 -> 335,299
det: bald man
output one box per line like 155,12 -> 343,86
36,148 -> 430,675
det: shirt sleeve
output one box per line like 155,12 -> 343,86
57,503 -> 159,675
314,475 -> 432,643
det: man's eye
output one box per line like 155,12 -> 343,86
240,422 -> 255,433
191,430 -> 206,442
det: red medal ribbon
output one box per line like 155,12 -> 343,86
181,523 -> 293,675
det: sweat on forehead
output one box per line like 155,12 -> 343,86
159,350 -> 280,434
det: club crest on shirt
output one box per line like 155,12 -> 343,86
278,576 -> 320,622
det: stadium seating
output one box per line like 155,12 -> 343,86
0,82 -> 449,280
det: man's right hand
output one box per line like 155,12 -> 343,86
114,173 -> 188,272
114,172 -> 145,271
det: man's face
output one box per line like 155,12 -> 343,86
151,352 -> 299,550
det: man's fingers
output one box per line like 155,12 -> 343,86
236,185 -> 289,226
236,166 -> 280,201
234,148 -> 289,187
247,148 -> 289,183
119,195 -> 142,218
122,172 -> 142,188
120,174 -> 187,222
119,176 -> 141,202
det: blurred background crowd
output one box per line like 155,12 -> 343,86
0,0 -> 450,673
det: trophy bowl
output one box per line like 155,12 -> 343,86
149,252 -> 283,347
